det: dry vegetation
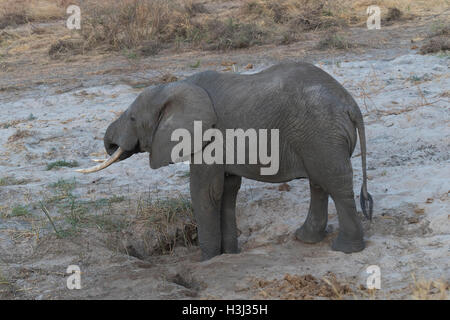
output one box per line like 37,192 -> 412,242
420,20 -> 450,54
410,275 -> 449,300
0,0 -> 66,28
78,0 -> 344,52
0,174 -> 196,258
252,273 -> 353,299
1,0 -> 447,60
117,195 -> 197,258
250,273 -> 449,300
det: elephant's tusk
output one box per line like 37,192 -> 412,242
91,159 -> 106,163
75,148 -> 123,173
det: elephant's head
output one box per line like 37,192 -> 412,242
76,81 -> 217,173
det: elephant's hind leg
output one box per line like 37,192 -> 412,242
295,182 -> 328,244
220,174 -> 242,254
302,149 -> 365,253
327,173 -> 365,253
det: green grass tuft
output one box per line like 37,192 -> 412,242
46,160 -> 79,170
0,176 -> 27,186
317,33 -> 353,50
10,205 -> 31,217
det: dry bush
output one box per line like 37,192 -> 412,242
48,39 -> 85,59
116,196 -> 197,258
183,0 -> 209,15
384,7 -> 402,21
410,275 -> 449,300
81,0 -> 195,50
0,0 -> 64,29
380,6 -> 416,25
80,0 -> 345,52
242,0 -> 347,31
420,20 -> 450,54
430,21 -> 450,37
201,18 -> 267,50
238,0 -> 353,45
81,0 -> 161,50
138,40 -> 163,56
0,0 -> 31,28
317,32 -> 354,50
420,37 -> 450,54
80,0 -> 268,52
5,0 -> 448,56
317,0 -> 445,26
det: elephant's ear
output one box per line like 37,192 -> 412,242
150,82 -> 217,169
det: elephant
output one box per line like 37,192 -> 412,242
77,62 -> 373,261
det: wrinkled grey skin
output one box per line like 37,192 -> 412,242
104,62 -> 373,260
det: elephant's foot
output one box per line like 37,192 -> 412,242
222,247 -> 240,254
201,245 -> 239,261
295,225 -> 327,244
331,234 -> 365,253
221,237 -> 239,254
199,243 -> 222,261
201,251 -> 221,261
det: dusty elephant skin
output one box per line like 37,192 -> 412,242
82,62 -> 373,261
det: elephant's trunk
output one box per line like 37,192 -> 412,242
75,147 -> 123,173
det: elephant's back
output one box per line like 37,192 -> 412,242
190,62 -> 358,112
246,62 -> 360,157
188,63 -> 359,148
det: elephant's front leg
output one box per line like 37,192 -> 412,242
221,174 -> 242,254
190,164 -> 224,260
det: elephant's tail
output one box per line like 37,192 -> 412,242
350,108 -> 373,220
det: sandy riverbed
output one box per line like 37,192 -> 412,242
0,50 -> 448,299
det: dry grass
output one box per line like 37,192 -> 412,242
0,0 -> 447,61
132,196 -> 197,255
342,0 -> 445,22
0,270 -> 16,299
7,129 -> 32,143
0,0 -> 447,87
316,31 -> 354,50
242,0 -> 347,30
77,0 -> 359,51
48,38 -> 85,59
110,195 -> 197,258
0,0 -> 65,28
79,0 -> 270,52
75,0 -> 357,52
74,0 -> 448,53
410,274 -> 449,300
420,20 -> 450,54
0,176 -> 28,186
252,272 -> 353,299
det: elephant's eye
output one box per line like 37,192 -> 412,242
130,115 -> 136,122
